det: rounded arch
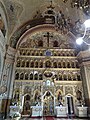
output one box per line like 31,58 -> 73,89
9,23 -> 76,49
65,93 -> 75,98
23,94 -> 31,101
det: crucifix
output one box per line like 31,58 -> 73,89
44,32 -> 53,47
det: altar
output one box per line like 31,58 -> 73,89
76,106 -> 88,117
31,106 -> 42,117
9,106 -> 21,118
55,106 -> 67,117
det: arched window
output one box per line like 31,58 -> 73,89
53,62 -> 57,68
40,52 -> 43,56
54,74 -> 58,80
21,60 -> 25,67
59,74 -> 62,80
34,73 -> 38,80
30,73 -> 33,80
15,73 -> 19,80
68,74 -> 72,80
39,61 -> 43,68
76,62 -> 79,68
35,61 -> 38,68
63,61 -> 66,68
16,60 -> 20,67
53,52 -> 57,56
35,52 -> 39,56
71,62 -> 75,68
27,51 -> 30,55
53,40 -> 58,47
25,95 -> 30,100
25,73 -> 28,80
39,74 -> 43,80
67,62 -> 71,68
38,40 -> 43,47
73,74 -> 76,80
30,61 -> 34,68
22,50 -> 26,55
20,73 -> 24,80
63,74 -> 67,80
58,62 -> 62,68
26,61 -> 29,67
77,74 -> 81,80
31,51 -> 34,56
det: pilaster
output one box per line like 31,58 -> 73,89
77,50 -> 90,117
0,46 -> 16,118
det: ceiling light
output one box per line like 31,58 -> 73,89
76,37 -> 83,45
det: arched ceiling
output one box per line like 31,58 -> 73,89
1,0 -> 85,36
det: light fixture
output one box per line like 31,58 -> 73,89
76,37 -> 83,45
76,19 -> 90,45
63,0 -> 90,16
84,19 -> 90,28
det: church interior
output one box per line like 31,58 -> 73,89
0,0 -> 90,119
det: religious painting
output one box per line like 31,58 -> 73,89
22,94 -> 31,115
34,90 -> 41,104
38,40 -> 43,47
45,60 -> 51,68
53,40 -> 58,47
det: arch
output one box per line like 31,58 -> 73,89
53,61 -> 57,68
34,73 -> 38,80
63,74 -> 67,80
65,93 -> 75,98
26,60 -> 29,67
29,73 -> 33,80
9,22 -> 76,49
39,61 -> 43,68
20,72 -> 24,80
58,73 -> 62,80
35,60 -> 38,68
58,61 -> 62,68
21,60 -> 25,67
68,73 -> 72,80
67,61 -> 71,68
15,72 -> 19,80
25,73 -> 28,80
16,59 -> 21,67
24,94 -> 30,101
30,60 -> 34,68
39,73 -> 43,80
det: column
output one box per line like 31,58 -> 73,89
77,50 -> 90,117
0,46 -> 16,118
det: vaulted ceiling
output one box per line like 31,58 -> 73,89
1,0 -> 85,36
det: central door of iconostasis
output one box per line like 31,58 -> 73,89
43,91 -> 54,116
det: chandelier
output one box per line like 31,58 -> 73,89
63,0 -> 90,16
76,19 -> 90,46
